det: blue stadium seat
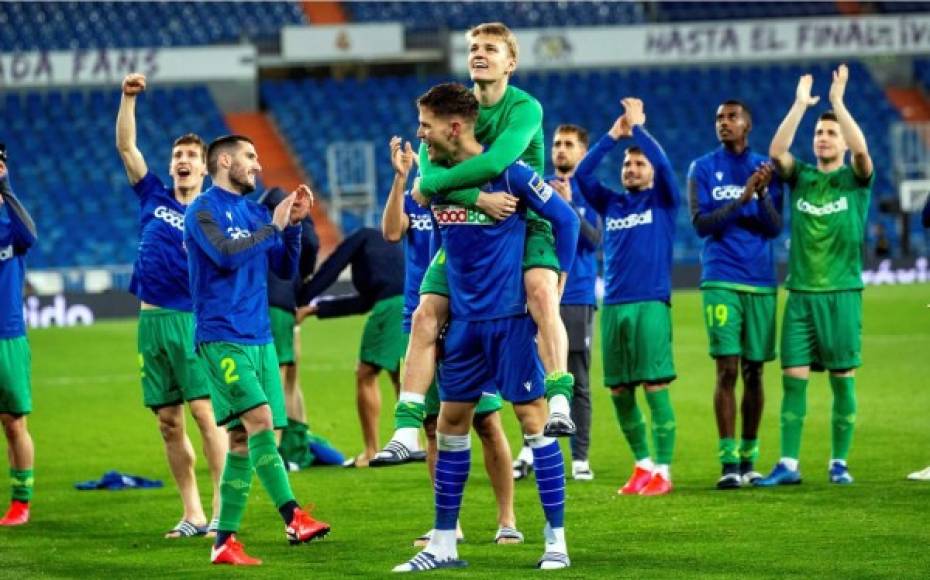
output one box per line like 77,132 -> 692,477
655,2 -> 838,22
0,2 -> 307,51
344,1 -> 645,30
1,85 -> 229,268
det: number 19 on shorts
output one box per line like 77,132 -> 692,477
706,304 -> 728,327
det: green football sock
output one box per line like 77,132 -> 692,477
249,429 -> 296,509
739,439 -> 760,463
611,390 -> 650,461
394,399 -> 427,430
544,371 -> 575,402
10,468 -> 33,502
645,388 -> 676,465
217,452 -> 252,533
780,376 -> 809,460
829,375 -> 857,461
718,438 -> 739,466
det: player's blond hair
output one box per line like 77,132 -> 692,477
467,22 -> 519,64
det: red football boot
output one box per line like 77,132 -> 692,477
639,472 -> 673,496
286,507 -> 330,545
210,535 -> 262,566
0,500 -> 29,526
617,467 -> 653,495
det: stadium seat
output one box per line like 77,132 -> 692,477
1,85 -> 229,268
344,1 -> 645,31
0,1 -> 306,51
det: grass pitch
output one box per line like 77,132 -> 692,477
2,285 -> 929,578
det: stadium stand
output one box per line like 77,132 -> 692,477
2,86 -> 229,268
262,60 -> 900,262
0,1 -> 305,51
2,2 -> 922,267
652,1 -> 839,22
344,1 -> 645,30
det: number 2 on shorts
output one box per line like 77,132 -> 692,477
220,357 -> 240,384
706,304 -> 728,327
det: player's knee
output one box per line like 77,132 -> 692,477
610,384 -> 629,396
228,428 -> 249,453
741,360 -> 764,387
411,303 -> 442,341
158,415 -> 184,442
526,279 -> 557,318
644,382 -> 669,393
0,415 -> 25,440
784,366 -> 809,380
356,361 -> 379,382
424,416 -> 438,440
189,400 -> 215,425
716,358 -> 739,389
472,413 -> 500,440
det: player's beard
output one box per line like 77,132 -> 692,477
555,162 -> 574,174
229,161 -> 256,194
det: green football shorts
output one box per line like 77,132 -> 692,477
781,290 -> 862,371
0,336 -> 31,415
138,308 -> 211,409
522,219 -> 560,272
601,301 -> 676,387
419,221 -> 561,297
269,306 -> 297,365
198,341 -> 286,429
360,296 -> 405,372
701,287 -> 777,362
419,248 -> 450,297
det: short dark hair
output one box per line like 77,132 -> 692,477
624,145 -> 644,156
207,134 -> 254,176
721,99 -> 752,122
818,110 -> 839,123
417,83 -> 479,123
554,124 -> 589,148
172,133 -> 207,162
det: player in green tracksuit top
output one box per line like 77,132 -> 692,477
757,65 -> 873,487
372,22 -> 575,467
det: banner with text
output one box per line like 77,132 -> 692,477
451,13 -> 930,71
0,45 -> 256,88
281,23 -> 404,62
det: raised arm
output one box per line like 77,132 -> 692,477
115,73 -> 149,185
419,97 -> 543,202
0,166 -> 38,251
573,134 -> 620,216
633,128 -> 679,207
382,137 -> 413,243
828,64 -> 873,180
770,74 -> 819,179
